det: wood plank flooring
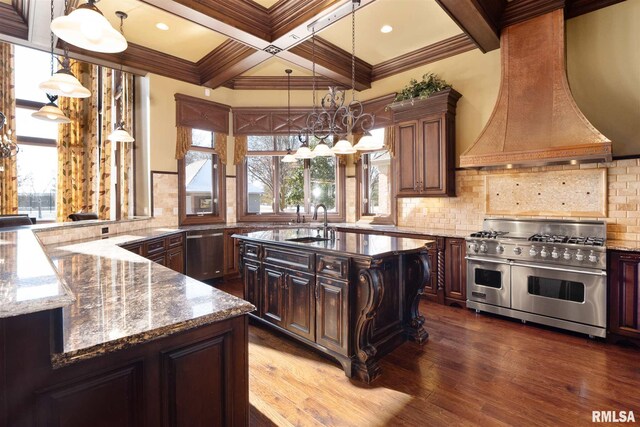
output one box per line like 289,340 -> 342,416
216,281 -> 640,426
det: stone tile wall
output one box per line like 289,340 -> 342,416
151,172 -> 179,227
398,158 -> 640,241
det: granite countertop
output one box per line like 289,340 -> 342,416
0,230 -> 75,318
1,227 -> 254,367
607,240 -> 640,252
234,228 -> 434,258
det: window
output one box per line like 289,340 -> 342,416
179,129 -> 225,224
238,135 -> 345,222
14,46 -> 59,222
357,128 -> 395,224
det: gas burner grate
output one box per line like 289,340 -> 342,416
566,236 -> 605,246
528,234 -> 569,243
469,230 -> 509,239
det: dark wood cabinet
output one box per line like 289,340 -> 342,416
608,250 -> 640,345
224,228 -> 242,277
315,276 -> 349,354
121,232 -> 185,274
166,246 -> 184,273
390,88 -> 461,198
243,259 -> 261,312
444,237 -> 466,307
284,271 -> 316,341
263,265 -> 286,327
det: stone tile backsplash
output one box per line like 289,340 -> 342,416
397,158 -> 640,241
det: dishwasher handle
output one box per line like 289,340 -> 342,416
187,233 -> 223,239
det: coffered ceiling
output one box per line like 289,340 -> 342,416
0,0 -> 626,92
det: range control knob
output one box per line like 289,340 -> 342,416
576,249 -> 585,261
479,242 -> 488,253
513,247 -> 522,255
551,248 -> 559,259
588,250 -> 598,263
529,246 -> 538,257
563,249 -> 572,260
540,247 -> 549,258
469,242 -> 479,253
496,244 -> 505,254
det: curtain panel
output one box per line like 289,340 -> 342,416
0,42 -> 17,215
233,135 -> 247,165
175,126 -> 191,160
383,126 -> 396,157
214,133 -> 227,165
98,68 -> 113,220
56,60 -> 93,222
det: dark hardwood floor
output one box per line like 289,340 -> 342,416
216,280 -> 640,426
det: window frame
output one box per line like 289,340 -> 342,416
178,129 -> 226,225
236,138 -> 346,223
356,150 -> 396,225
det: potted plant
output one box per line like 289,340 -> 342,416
390,72 -> 452,106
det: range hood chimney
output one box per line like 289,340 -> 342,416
459,9 -> 612,169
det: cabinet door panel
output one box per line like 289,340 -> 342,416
609,252 -> 640,341
284,271 -> 315,341
166,247 -> 185,274
316,277 -> 349,355
445,238 -> 466,305
396,121 -> 419,195
263,265 -> 285,326
243,260 -> 261,312
421,117 -> 444,194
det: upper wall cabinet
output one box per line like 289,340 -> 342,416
389,88 -> 461,197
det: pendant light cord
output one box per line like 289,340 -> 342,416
287,69 -> 291,149
351,0 -> 356,102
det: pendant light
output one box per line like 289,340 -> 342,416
353,131 -> 383,151
39,53 -> 91,98
33,11 -> 70,125
51,0 -> 128,54
331,137 -> 357,154
108,12 -> 134,143
32,94 -> 71,124
312,140 -> 335,157
281,69 -> 297,163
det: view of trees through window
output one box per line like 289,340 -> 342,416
245,135 -> 338,215
184,129 -> 219,215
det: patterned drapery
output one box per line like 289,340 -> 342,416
175,126 -> 191,160
0,42 -> 17,214
214,133 -> 227,165
383,126 -> 395,157
234,135 -> 248,165
98,68 -> 113,220
119,72 -> 134,219
56,60 -> 93,222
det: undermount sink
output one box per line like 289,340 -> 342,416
285,236 -> 329,243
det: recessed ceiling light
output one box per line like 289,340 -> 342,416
156,22 -> 169,31
380,25 -> 393,33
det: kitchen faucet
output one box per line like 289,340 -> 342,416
313,204 -> 335,239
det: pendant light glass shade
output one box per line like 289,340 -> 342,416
51,2 -> 128,53
353,131 -> 383,151
281,149 -> 297,163
294,145 -> 315,159
32,102 -> 70,124
39,68 -> 91,98
312,141 -> 335,157
331,138 -> 357,154
108,124 -> 135,143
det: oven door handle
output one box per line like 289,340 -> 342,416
510,261 -> 607,276
465,256 -> 511,265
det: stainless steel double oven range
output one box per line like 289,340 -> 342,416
466,218 -> 607,338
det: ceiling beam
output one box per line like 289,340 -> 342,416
372,34 -> 477,81
435,0 -> 503,53
283,37 -> 372,91
0,1 -> 29,40
197,40 -> 273,88
224,75 -> 340,90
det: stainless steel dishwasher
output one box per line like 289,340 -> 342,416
186,230 -> 224,281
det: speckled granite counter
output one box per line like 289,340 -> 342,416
607,240 -> 640,252
0,230 -> 75,318
235,228 -> 434,257
1,227 -> 254,367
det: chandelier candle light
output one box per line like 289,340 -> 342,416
51,0 -> 128,54
297,0 -> 377,157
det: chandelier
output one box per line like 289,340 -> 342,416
295,0 -> 376,159
0,112 -> 19,159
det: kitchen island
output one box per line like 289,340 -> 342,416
0,228 -> 254,427
235,228 -> 433,383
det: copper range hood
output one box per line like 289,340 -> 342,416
459,9 -> 612,169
